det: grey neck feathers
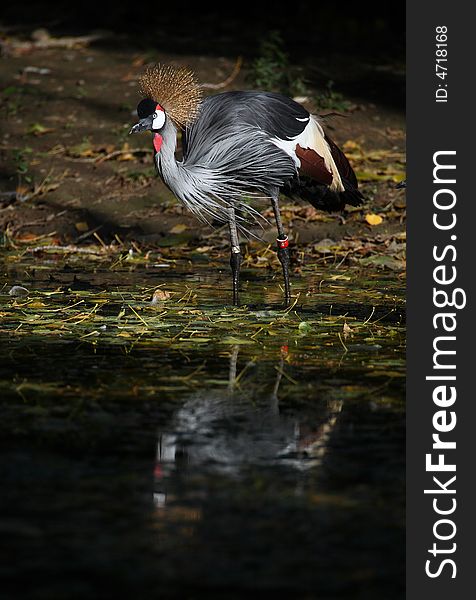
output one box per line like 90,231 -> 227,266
155,119 -> 179,184
155,118 -> 242,225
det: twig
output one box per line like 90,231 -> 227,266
10,219 -> 50,234
29,167 -> 59,200
74,225 -> 103,243
274,366 -> 298,385
94,148 -> 147,164
1,31 -> 109,56
362,306 -> 376,325
335,251 -> 351,269
27,244 -> 105,255
337,332 -> 348,352
93,232 -> 107,248
127,304 -> 149,328
282,292 -> 300,315
319,111 -> 350,119
201,57 -> 243,90
370,308 -> 396,325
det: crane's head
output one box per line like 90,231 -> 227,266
130,99 -> 166,134
128,64 -> 202,150
130,98 -> 167,152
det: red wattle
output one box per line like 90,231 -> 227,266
153,133 -> 163,153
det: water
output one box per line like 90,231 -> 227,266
1,252 -> 405,598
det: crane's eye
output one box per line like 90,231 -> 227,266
152,112 -> 158,119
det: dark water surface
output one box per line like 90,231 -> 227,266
1,255 -> 405,599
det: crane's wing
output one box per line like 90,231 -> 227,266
182,91 -> 363,215
239,92 -> 364,209
182,90 -> 309,158
324,133 -> 358,188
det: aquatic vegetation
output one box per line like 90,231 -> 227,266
1,242 -> 405,419
1,245 -> 404,350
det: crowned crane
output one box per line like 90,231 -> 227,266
130,64 -> 364,304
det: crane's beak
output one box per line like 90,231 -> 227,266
129,115 -> 154,135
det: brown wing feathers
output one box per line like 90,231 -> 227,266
292,128 -> 364,210
295,144 -> 333,185
296,136 -> 358,190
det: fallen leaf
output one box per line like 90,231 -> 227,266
68,140 -> 95,158
151,289 -> 171,304
15,233 -> 42,242
27,122 -> 55,136
75,222 -> 89,232
342,140 -> 362,152
356,169 -> 404,183
132,56 -> 146,67
26,300 -> 47,308
343,322 -> 353,339
117,142 -> 135,161
313,238 -> 337,254
170,224 -> 188,234
385,127 -> 406,140
365,214 -> 383,226
328,275 -> 351,281
359,255 -> 404,270
120,72 -> 137,82
117,152 -> 135,161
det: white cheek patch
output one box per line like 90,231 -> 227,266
152,110 -> 165,130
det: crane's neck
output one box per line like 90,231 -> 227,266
152,117 -> 237,225
153,119 -> 218,221
155,119 -> 181,184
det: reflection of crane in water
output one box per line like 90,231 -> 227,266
153,347 -> 342,508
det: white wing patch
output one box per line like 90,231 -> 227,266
270,116 -> 344,192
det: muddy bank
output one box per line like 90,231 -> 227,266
0,29 -> 405,250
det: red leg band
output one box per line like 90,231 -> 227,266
277,236 -> 289,249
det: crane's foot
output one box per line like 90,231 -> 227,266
276,236 -> 291,305
230,248 -> 242,306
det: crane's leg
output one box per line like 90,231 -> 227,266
271,195 -> 291,303
227,207 -> 242,305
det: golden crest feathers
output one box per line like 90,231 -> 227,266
138,64 -> 202,128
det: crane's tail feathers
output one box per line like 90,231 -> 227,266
340,177 -> 365,207
285,175 -> 365,212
